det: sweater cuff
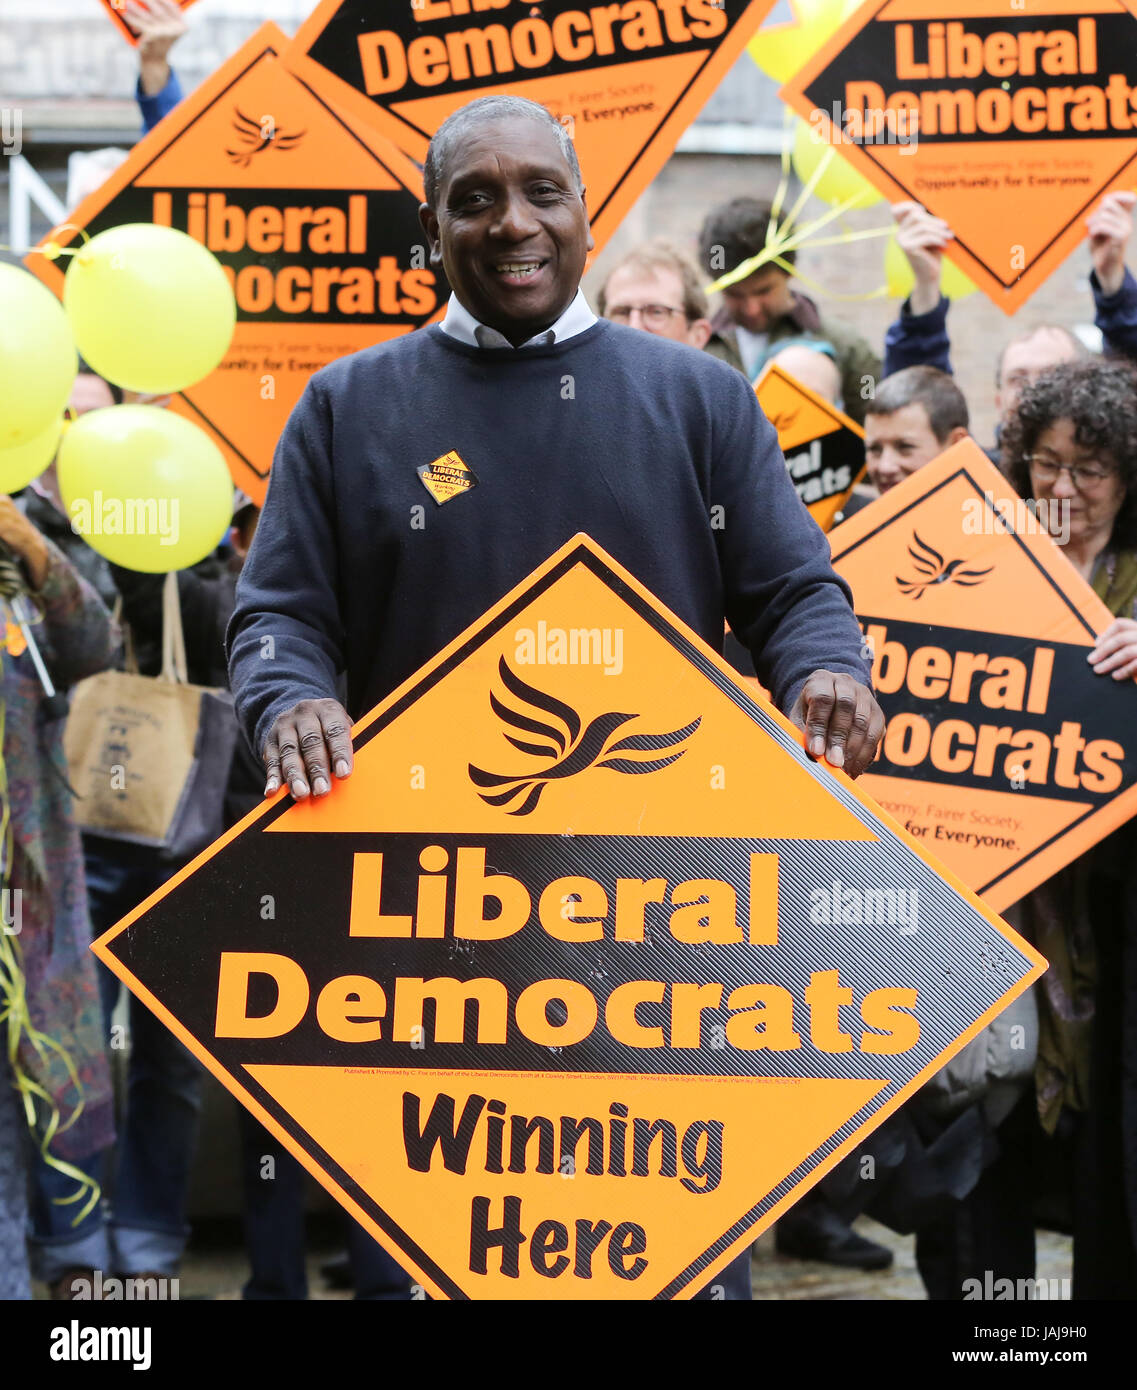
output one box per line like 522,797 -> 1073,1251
900,293 -> 949,328
1091,266 -> 1137,312
136,70 -> 183,133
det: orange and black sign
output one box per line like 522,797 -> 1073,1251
831,439 -> 1137,911
755,362 -> 865,532
93,535 -> 1042,1299
100,0 -> 198,46
780,0 -> 1137,314
282,0 -> 778,258
27,23 -> 441,505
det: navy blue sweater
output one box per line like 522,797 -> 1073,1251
228,320 -> 870,755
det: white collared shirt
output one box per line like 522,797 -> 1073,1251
440,288 -> 596,350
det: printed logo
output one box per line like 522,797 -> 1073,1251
417,450 -> 478,505
469,656 -> 701,815
226,108 -> 306,168
897,531 -> 993,600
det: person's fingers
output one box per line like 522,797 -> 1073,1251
795,671 -> 840,764
820,673 -> 859,769
262,726 -> 284,797
845,698 -> 886,779
890,200 -> 921,222
275,714 -> 313,799
319,701 -> 355,780
1089,620 -> 1133,660
1090,644 -> 1137,675
294,708 -> 334,797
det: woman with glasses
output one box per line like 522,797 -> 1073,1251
1001,355 -> 1137,1298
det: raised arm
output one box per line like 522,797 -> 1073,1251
1088,191 -> 1137,363
882,202 -> 954,380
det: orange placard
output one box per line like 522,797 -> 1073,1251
282,0 -> 778,259
830,438 -> 1137,911
755,362 -> 865,531
27,23 -> 442,505
779,0 -> 1137,315
93,535 -> 1043,1299
99,0 -> 198,46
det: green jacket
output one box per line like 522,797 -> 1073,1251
705,291 -> 881,425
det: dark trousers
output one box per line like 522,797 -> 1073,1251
914,1093 -> 1037,1300
237,1107 -> 414,1300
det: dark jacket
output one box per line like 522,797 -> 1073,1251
704,290 -> 882,425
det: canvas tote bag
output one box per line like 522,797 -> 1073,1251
64,572 -> 238,862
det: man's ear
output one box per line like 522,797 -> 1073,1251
686,318 -> 713,350
580,185 -> 595,253
419,202 -> 442,267
948,425 -> 970,446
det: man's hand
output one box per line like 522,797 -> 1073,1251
1087,191 -> 1136,298
263,698 -> 354,800
0,496 -> 50,590
789,671 -> 884,780
892,201 -> 952,317
123,0 -> 189,97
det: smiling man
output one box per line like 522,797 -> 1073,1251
227,90 -> 884,1305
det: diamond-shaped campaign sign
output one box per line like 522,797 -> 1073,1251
27,22 -> 441,504
831,439 -> 1137,911
755,362 -> 866,532
283,0 -> 778,258
780,0 -> 1137,314
93,536 -> 1044,1299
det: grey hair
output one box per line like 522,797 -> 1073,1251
423,96 -> 582,208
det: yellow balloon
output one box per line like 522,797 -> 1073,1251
0,418 -> 63,493
0,264 -> 77,449
749,0 -> 863,82
57,405 -> 234,572
791,118 -> 883,209
884,229 -> 977,301
63,224 -> 235,395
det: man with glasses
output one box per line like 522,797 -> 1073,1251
596,240 -> 712,349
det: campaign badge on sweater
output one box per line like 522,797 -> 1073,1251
418,450 -> 478,505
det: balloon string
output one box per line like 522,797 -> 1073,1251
707,111 -> 893,301
1,224 -> 90,263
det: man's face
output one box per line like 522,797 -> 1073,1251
601,264 -> 710,347
997,331 -> 1080,419
420,117 -> 593,347
719,264 -> 795,334
864,403 -> 950,493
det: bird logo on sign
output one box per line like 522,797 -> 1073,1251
468,657 -> 701,816
896,532 -> 993,600
226,108 -> 306,168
